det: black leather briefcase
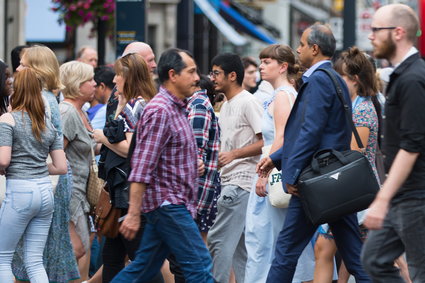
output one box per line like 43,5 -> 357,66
297,149 -> 380,225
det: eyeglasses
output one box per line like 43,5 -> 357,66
370,26 -> 396,33
209,70 -> 223,78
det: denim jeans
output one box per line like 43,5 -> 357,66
111,204 -> 213,283
362,198 -> 425,283
102,215 -> 163,283
0,177 -> 54,283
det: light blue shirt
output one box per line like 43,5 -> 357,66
91,104 -> 107,130
302,60 -> 332,81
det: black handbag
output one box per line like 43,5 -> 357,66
297,68 -> 380,226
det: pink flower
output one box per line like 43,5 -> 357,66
65,26 -> 73,32
101,15 -> 109,21
78,9 -> 85,16
69,4 -> 76,11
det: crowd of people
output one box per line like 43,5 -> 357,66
0,3 -> 424,283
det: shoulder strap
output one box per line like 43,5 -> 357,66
317,68 -> 364,149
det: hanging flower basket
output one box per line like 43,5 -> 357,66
51,0 -> 115,37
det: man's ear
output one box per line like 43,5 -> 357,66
312,44 -> 320,56
168,69 -> 177,82
228,71 -> 237,82
99,82 -> 106,92
393,26 -> 405,41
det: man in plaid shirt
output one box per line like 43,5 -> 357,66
111,48 -> 213,283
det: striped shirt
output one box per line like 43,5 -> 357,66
128,86 -> 198,217
187,90 -> 220,215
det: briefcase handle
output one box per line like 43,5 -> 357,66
311,149 -> 349,173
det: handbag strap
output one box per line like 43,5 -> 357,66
90,141 -> 97,164
317,68 -> 364,149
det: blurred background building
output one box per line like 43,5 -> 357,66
0,0 -> 423,73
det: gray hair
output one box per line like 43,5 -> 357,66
307,24 -> 336,57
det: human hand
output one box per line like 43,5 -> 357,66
287,184 -> 299,197
218,151 -> 236,167
256,157 -> 274,178
119,214 -> 140,240
92,129 -> 105,144
364,198 -> 389,230
256,176 -> 268,197
198,159 -> 205,176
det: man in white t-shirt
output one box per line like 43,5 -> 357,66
207,53 -> 263,283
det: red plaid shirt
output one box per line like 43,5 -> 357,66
128,86 -> 198,217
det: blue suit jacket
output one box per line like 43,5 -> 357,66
270,62 -> 352,192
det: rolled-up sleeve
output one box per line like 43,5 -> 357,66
128,109 -> 171,184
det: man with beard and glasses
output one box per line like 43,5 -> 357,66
361,4 -> 425,282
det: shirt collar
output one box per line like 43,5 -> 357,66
303,60 -> 331,80
188,89 -> 206,101
393,46 -> 418,70
159,86 -> 188,108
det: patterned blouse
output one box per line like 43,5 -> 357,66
118,97 -> 147,133
352,96 -> 379,181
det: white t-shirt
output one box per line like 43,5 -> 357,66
219,90 -> 263,191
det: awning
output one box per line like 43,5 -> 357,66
193,0 -> 247,46
218,1 -> 278,44
290,0 -> 329,21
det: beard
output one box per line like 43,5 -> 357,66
373,32 -> 396,60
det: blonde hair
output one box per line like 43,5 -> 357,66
60,61 -> 94,99
22,45 -> 63,91
11,68 -> 45,141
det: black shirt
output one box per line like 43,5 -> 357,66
383,53 -> 425,201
